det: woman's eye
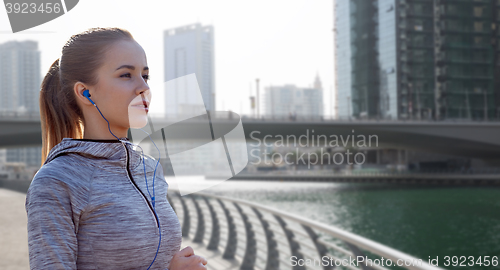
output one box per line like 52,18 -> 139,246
120,73 -> 149,81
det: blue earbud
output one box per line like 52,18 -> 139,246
84,88 -> 161,269
83,89 -> 96,106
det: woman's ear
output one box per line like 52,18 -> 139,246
74,82 -> 93,106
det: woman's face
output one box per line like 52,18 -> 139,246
91,39 -> 151,131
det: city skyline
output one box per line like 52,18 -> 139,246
0,0 -> 335,117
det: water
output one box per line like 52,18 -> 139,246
185,177 -> 500,270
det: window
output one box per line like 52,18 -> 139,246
447,4 -> 459,15
413,3 -> 423,13
474,21 -> 484,32
473,7 -> 483,17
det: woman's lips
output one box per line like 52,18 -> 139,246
130,99 -> 149,112
131,104 -> 149,112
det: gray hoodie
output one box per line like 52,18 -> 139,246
25,138 -> 182,270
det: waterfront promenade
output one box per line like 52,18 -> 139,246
0,188 -> 29,270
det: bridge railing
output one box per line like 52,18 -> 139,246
167,189 -> 444,270
0,111 -> 40,121
230,168 -> 500,176
2,110 -> 500,124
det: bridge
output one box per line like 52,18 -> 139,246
1,112 -> 500,159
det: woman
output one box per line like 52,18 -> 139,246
25,27 -> 207,270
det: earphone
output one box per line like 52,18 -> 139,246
83,89 -> 117,140
82,89 -> 95,105
83,89 -> 162,270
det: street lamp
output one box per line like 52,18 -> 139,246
347,96 -> 351,120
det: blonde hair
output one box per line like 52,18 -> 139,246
39,27 -> 134,166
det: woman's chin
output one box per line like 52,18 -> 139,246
128,109 -> 148,129
129,118 -> 148,129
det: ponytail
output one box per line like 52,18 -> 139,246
39,58 -> 83,166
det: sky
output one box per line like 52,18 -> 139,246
0,0 -> 336,117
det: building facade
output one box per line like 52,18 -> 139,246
264,75 -> 324,118
335,0 -> 500,120
0,40 -> 41,114
164,23 -> 215,114
6,146 -> 41,168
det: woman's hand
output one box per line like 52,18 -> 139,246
169,246 -> 208,270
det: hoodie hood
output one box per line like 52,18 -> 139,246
45,138 -> 143,169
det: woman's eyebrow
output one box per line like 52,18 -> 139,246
115,65 -> 149,71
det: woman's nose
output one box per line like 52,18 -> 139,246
137,81 -> 150,96
139,89 -> 151,101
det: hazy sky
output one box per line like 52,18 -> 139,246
0,0 -> 336,117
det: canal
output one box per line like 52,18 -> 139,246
190,178 -> 500,270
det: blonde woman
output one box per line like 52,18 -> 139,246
26,27 -> 207,270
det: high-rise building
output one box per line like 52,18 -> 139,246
163,23 -> 215,114
0,40 -> 41,114
0,40 -> 42,172
264,75 -> 324,117
335,0 -> 500,120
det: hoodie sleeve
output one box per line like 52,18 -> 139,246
25,173 -> 89,270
